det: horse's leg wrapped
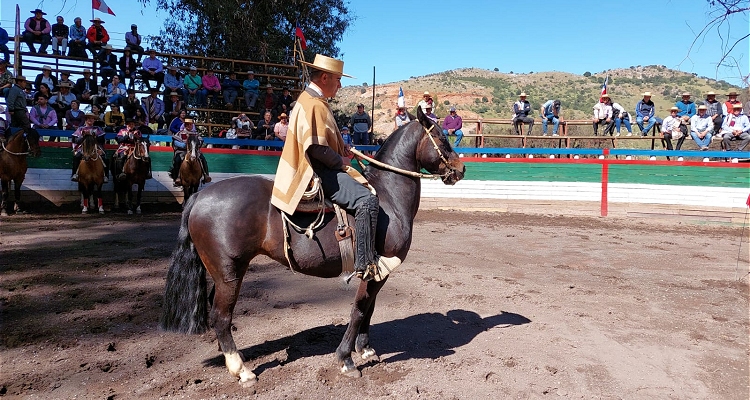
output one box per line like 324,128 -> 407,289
210,279 -> 256,384
353,195 -> 379,280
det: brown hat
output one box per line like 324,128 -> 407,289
600,93 -> 610,98
727,91 -> 739,96
300,54 -> 353,78
14,75 -> 26,81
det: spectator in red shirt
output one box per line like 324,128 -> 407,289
85,17 -> 109,58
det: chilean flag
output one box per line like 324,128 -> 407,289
93,0 -> 116,16
295,23 -> 307,50
600,75 -> 608,101
397,87 -> 405,108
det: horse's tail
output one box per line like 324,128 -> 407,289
159,193 -> 208,334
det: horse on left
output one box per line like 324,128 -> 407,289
0,128 -> 41,216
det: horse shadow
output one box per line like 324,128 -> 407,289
202,309 -> 530,375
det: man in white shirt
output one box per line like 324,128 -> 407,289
592,94 -> 613,136
721,103 -> 750,152
689,105 -> 713,150
661,106 -> 685,150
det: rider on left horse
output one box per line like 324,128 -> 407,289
71,112 -> 108,183
170,117 -> 211,186
113,118 -> 153,181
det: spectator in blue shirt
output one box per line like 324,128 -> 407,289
68,17 -> 87,58
0,24 -> 10,62
242,70 -> 259,111
222,71 -> 241,110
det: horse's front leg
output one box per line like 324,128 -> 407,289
135,184 -> 143,214
12,178 -> 23,213
96,185 -> 104,214
355,277 -> 388,363
0,179 -> 9,216
336,278 -> 387,377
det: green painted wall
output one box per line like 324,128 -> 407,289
27,148 -> 750,188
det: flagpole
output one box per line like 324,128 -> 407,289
371,66 -> 375,141
14,5 -> 20,75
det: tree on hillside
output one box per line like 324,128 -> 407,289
685,0 -> 750,85
137,0 -> 352,63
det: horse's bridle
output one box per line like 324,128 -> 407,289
82,134 -> 100,161
350,125 -> 458,180
1,133 -> 31,156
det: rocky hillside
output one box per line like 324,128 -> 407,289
331,65 -> 748,138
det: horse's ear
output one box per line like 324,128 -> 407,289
416,106 -> 429,127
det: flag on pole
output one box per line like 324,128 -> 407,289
600,75 -> 608,100
295,23 -> 307,50
397,87 -> 405,108
746,193 -> 750,207
93,0 -> 116,16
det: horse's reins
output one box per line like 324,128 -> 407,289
1,135 -> 31,156
349,125 -> 456,180
82,135 -> 100,161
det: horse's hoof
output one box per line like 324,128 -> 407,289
238,371 -> 257,387
359,348 -> 380,362
340,364 -> 362,378
127,210 -> 133,215
136,208 -> 142,215
98,207 -> 105,214
82,207 -> 88,214
0,211 -> 7,217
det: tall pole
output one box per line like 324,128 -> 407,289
371,66 -> 375,142
14,5 -> 20,75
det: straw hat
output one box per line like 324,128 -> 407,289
90,17 -> 104,23
169,91 -> 179,97
732,103 -> 743,109
42,65 -> 51,70
247,70 -> 254,75
300,54 -> 353,78
423,91 -> 430,96
669,106 -> 679,112
278,113 -> 288,119
681,92 -> 691,97
727,91 -> 739,96
58,82 -> 72,88
519,92 -> 527,97
84,112 -> 97,119
184,118 -> 194,123
697,105 -> 707,110
601,93 -> 610,98
705,91 -> 716,96
642,92 -> 652,97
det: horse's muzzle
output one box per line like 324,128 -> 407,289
442,162 -> 465,185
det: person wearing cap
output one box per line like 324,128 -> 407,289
443,107 -> 464,146
592,95 -> 614,136
50,15 -> 69,56
418,91 -> 434,114
635,92 -> 660,136
6,76 -> 31,129
350,103 -> 372,145
30,95 -> 58,131
259,83 -> 277,114
222,71 -> 242,110
75,69 -> 96,103
51,82 -> 76,131
165,91 -> 185,123
140,49 -> 165,91
394,106 -> 411,129
0,60 -> 14,97
171,118 -> 211,185
721,103 -> 750,151
270,54 -> 380,280
512,93 -> 534,135
242,71 -> 260,111
723,91 -> 742,116
125,24 -> 144,63
97,44 -> 118,86
340,125 -> 353,146
689,105 -> 714,150
201,67 -> 222,106
23,9 -> 52,54
273,112 -> 289,142
661,106 -> 686,151
105,75 -> 127,106
184,66 -> 206,107
540,99 -> 562,136
163,66 -> 186,110
142,88 -> 166,129
703,92 -> 724,134
423,104 -> 438,123
85,17 -> 109,58
0,23 -> 9,62
71,112 -> 108,182
34,65 -> 58,92
68,17 -> 87,58
65,100 -> 84,130
119,47 -> 138,90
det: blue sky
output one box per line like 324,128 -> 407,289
3,0 -> 747,87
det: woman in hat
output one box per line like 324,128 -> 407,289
23,9 -> 52,54
34,65 -> 57,92
71,112 -> 108,183
85,17 -> 109,58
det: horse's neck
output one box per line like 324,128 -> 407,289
367,129 -> 422,217
5,133 -> 27,153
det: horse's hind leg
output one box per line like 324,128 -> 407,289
336,278 -> 387,377
1,180 -> 9,216
210,277 -> 257,385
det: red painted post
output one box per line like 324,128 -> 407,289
601,149 -> 609,217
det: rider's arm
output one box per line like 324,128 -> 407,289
307,145 -> 344,171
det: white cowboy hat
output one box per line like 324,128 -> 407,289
300,54 -> 353,78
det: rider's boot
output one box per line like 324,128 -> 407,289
169,153 -> 179,179
71,156 -> 81,181
353,195 -> 379,281
200,155 -> 212,184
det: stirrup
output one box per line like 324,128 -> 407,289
71,174 -> 78,182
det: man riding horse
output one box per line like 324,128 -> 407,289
113,118 -> 153,181
71,113 -> 108,183
170,118 -> 211,187
271,54 -> 378,281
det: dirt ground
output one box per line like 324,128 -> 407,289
1,208 -> 748,399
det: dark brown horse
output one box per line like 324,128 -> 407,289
77,133 -> 105,214
160,111 -> 465,385
178,133 -> 202,205
113,133 -> 149,214
0,128 -> 41,216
